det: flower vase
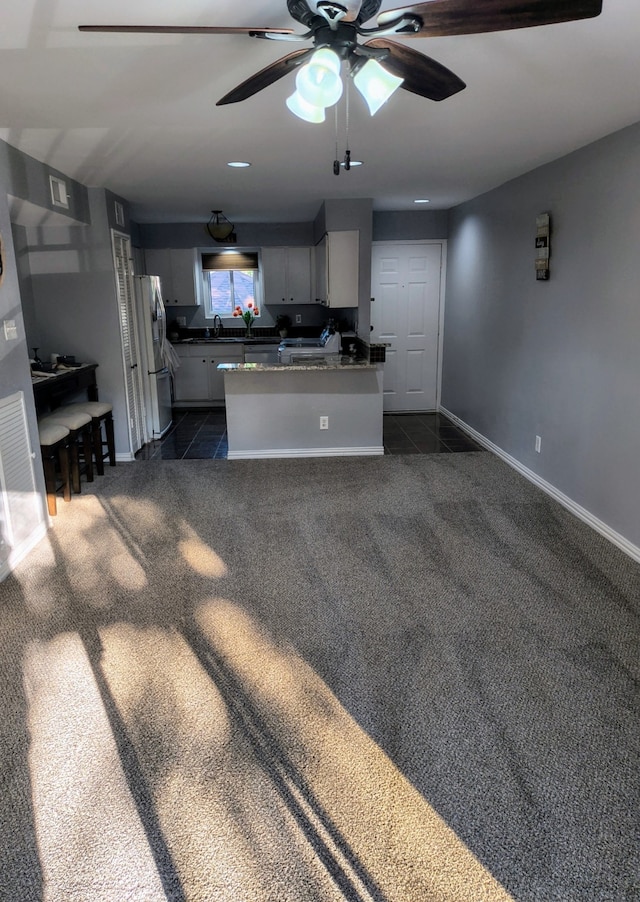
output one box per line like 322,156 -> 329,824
245,323 -> 252,338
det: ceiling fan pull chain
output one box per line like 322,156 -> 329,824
333,105 -> 340,175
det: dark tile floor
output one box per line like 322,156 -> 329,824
382,412 -> 484,454
136,409 -> 484,460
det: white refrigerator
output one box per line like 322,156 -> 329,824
133,275 -> 173,440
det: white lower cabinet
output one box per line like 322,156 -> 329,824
207,355 -> 229,403
173,354 -> 208,402
173,343 -> 243,405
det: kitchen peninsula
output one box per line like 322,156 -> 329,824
220,359 -> 383,460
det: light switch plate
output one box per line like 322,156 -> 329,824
3,319 -> 18,340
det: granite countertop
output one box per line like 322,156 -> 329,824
219,358 -> 377,372
172,337 -> 281,345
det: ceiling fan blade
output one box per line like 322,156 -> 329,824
363,39 -> 465,100
78,25 -> 295,36
377,0 -> 603,37
216,48 -> 314,105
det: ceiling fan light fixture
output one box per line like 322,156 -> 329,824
206,210 -> 236,243
353,58 -> 404,116
286,90 -> 326,123
295,48 -> 343,109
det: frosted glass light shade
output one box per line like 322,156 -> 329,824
353,59 -> 404,116
286,90 -> 326,123
296,48 -> 343,109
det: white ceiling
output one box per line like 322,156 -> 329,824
2,1 -> 639,224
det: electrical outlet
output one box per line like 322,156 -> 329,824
295,314 -> 302,324
535,435 -> 542,453
320,416 -> 329,430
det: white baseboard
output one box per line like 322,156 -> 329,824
0,521 -> 48,583
227,446 -> 384,460
440,406 -> 640,565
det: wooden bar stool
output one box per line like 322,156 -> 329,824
54,402 -> 115,475
39,409 -> 93,493
38,421 -> 71,516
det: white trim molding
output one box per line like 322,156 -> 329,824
227,446 -> 384,460
441,406 -> 640,565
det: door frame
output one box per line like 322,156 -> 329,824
111,229 -> 147,453
371,239 -> 448,412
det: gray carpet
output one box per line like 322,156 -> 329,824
1,453 -> 639,902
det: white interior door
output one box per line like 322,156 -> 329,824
113,232 -> 146,452
371,242 -> 444,412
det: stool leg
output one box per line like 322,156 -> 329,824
69,435 -> 81,494
59,443 -> 72,503
92,419 -> 105,475
82,426 -> 94,483
105,413 -> 116,466
42,450 -> 58,516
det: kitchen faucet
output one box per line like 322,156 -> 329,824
212,314 -> 223,338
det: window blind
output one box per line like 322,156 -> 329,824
201,252 -> 259,271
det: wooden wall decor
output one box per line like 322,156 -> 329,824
535,212 -> 550,280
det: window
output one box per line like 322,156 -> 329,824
202,251 -> 260,319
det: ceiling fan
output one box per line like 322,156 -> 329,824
80,0 -> 603,117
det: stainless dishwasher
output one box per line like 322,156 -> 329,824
243,344 -> 280,364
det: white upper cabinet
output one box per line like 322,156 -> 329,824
145,248 -> 202,306
315,230 -> 359,308
262,246 -> 313,306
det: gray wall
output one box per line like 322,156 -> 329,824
373,209 -> 449,242
136,221 -> 315,249
0,140 -> 97,568
0,192 -> 46,511
0,140 -> 90,226
443,121 -> 640,550
26,188 -> 132,456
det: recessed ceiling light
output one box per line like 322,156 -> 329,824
227,161 -> 251,168
414,198 -> 430,204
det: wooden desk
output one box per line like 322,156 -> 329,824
32,364 -> 99,415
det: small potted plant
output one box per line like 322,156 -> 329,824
275,313 -> 291,338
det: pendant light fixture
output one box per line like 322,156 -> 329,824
206,210 -> 236,243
